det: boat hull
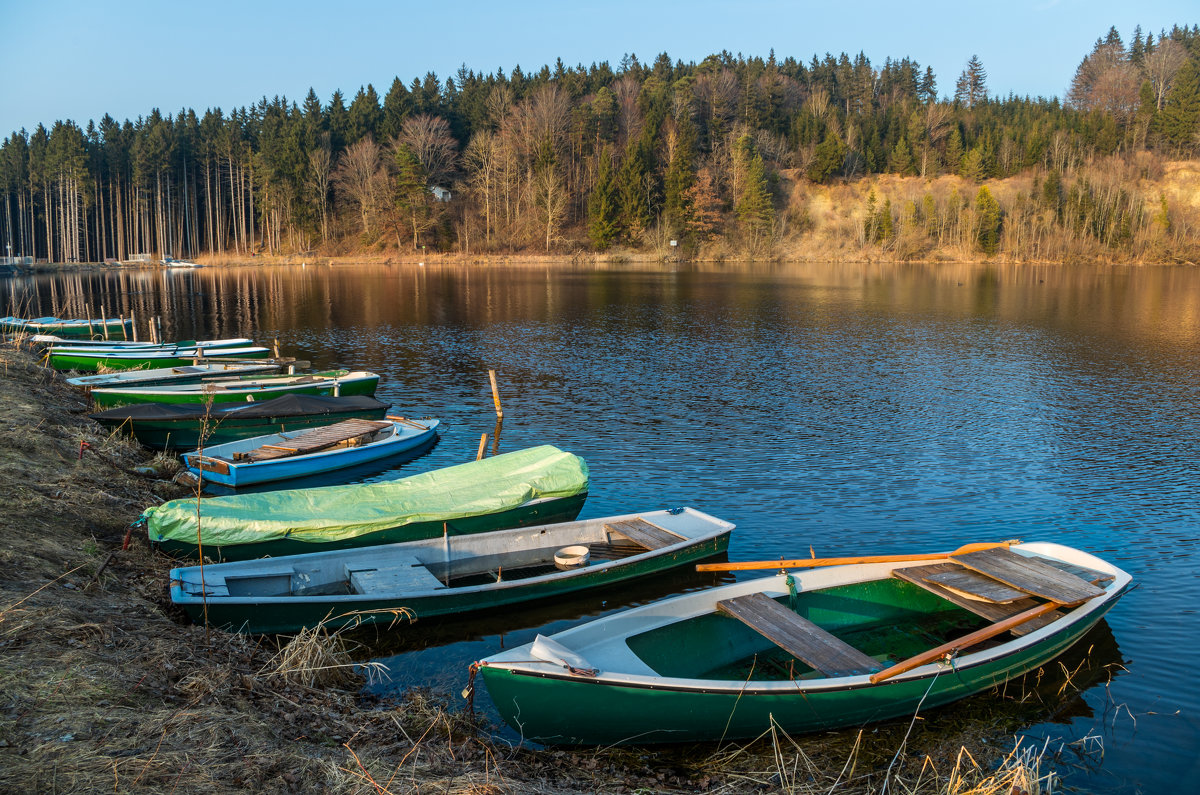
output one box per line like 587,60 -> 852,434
171,516 -> 731,633
92,404 -> 390,450
154,491 -> 589,561
89,373 -> 379,407
50,347 -> 268,372
183,419 -> 440,487
67,363 -> 283,390
3,317 -> 131,338
479,592 -> 1119,745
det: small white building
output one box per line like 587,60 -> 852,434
430,186 -> 452,202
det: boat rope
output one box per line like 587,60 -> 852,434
785,575 -> 799,612
463,662 -> 483,714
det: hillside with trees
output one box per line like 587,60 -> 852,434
1,24 -> 1198,265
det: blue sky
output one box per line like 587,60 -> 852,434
0,0 -> 1194,136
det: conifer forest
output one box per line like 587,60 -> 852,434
2,23 -> 1198,265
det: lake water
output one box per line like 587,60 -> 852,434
6,261 -> 1199,791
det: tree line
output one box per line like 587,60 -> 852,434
1,23 -> 1198,264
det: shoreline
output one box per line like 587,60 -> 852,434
0,342 -> 1083,793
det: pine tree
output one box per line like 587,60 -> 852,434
734,135 -> 774,249
807,132 -> 845,183
975,185 -> 1001,254
887,135 -> 914,175
617,135 -> 656,240
1158,58 -> 1200,152
954,55 -> 988,107
663,116 -> 696,232
588,149 -> 619,249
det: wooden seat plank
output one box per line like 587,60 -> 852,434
952,548 -> 1104,605
349,560 -> 446,594
921,565 -> 1030,604
717,593 -> 882,677
243,419 -> 390,461
1039,559 -> 1114,586
603,518 -> 685,551
893,564 -> 1062,636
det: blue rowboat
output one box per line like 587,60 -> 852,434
182,417 -> 441,488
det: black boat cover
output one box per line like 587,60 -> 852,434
90,394 -> 389,421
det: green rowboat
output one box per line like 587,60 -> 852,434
475,542 -> 1130,745
67,362 -> 285,390
169,508 -> 732,633
143,444 -> 590,561
50,345 -> 270,372
90,393 -> 391,450
2,315 -> 132,338
88,369 -> 379,407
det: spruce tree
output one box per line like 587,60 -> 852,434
808,133 -> 846,183
975,186 -> 1002,254
1158,59 -> 1200,152
588,150 -> 619,249
663,116 -> 697,232
735,136 -> 774,249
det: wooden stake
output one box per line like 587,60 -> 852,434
273,337 -> 280,358
100,304 -> 109,339
130,311 -> 138,342
696,541 -> 1018,572
85,304 -> 94,338
476,433 -> 488,460
488,370 -> 503,418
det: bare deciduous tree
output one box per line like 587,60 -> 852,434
397,114 -> 458,188
307,132 -> 332,241
1144,39 -> 1189,110
333,137 -> 384,235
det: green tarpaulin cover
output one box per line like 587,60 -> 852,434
144,445 -> 589,548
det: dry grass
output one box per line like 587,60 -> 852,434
0,342 -> 1103,794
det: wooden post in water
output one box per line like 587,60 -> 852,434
155,316 -> 163,344
130,311 -> 138,342
488,370 -> 504,418
492,417 -> 503,456
476,433 -> 488,460
100,304 -> 109,340
85,304 -> 94,338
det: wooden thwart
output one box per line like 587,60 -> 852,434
717,593 -> 882,677
240,419 -> 391,462
604,518 -> 685,551
951,548 -> 1104,605
893,564 -> 1063,636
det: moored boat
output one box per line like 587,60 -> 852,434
142,444 -> 590,560
50,345 -> 270,372
182,417 -> 442,488
88,369 -> 379,407
90,393 -> 391,450
2,315 -> 132,338
169,508 -> 733,633
474,542 -> 1130,745
34,335 -> 252,349
67,361 -> 285,390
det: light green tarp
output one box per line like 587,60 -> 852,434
144,445 -> 589,547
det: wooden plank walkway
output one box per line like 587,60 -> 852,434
239,419 -> 391,462
603,518 -> 685,551
951,548 -> 1104,605
716,593 -> 882,677
893,563 -> 1063,636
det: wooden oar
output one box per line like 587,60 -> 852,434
867,601 -> 1062,683
695,541 -> 1018,572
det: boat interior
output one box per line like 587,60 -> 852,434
626,550 -> 1114,682
179,517 -> 692,598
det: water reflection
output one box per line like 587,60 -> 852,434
5,261 -> 1199,792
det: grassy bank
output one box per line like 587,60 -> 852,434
0,342 -> 1096,793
